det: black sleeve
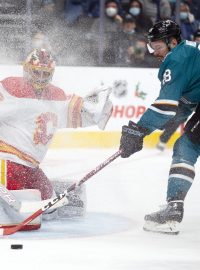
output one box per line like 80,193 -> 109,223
184,104 -> 200,144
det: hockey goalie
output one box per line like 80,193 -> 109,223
0,48 -> 113,231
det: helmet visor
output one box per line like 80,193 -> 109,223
147,41 -> 168,54
147,43 -> 154,54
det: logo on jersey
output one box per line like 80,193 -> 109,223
162,69 -> 171,85
34,112 -> 58,145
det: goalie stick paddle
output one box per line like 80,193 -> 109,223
0,183 -> 21,211
0,150 -> 121,236
0,183 -> 68,213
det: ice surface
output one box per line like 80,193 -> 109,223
1,148 -> 200,270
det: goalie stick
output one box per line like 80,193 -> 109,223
0,183 -> 68,213
0,150 -> 121,236
0,183 -> 21,211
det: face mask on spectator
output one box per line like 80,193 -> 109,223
180,12 -> 188,20
129,7 -> 141,16
106,7 -> 118,17
169,0 -> 176,2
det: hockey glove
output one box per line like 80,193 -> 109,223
81,86 -> 113,129
120,121 -> 149,158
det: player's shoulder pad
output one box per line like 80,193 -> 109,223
1,77 -> 29,98
1,77 -> 69,101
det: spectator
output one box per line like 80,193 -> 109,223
185,0 -> 200,20
168,0 -> 176,17
140,0 -> 171,23
40,0 -> 57,29
54,0 -> 65,14
114,15 -> 140,65
64,0 -> 83,25
128,0 -> 153,33
104,0 -> 123,24
90,0 -> 123,65
71,1 -> 102,38
90,0 -> 122,35
82,0 -> 100,18
120,0 -> 131,14
41,0 -> 56,13
178,2 -> 199,40
114,14 -> 160,68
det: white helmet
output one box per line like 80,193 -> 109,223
23,48 -> 55,90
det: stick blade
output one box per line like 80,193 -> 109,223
0,209 -> 43,236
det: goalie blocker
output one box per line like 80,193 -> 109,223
0,180 -> 86,231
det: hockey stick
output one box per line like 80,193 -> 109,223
0,183 -> 68,213
0,150 -> 121,236
0,183 -> 21,211
20,196 -> 68,213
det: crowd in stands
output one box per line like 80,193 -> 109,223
0,0 -> 200,67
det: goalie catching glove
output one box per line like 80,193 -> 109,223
120,121 -> 150,158
82,86 -> 113,130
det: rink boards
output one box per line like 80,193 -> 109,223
52,65 -> 181,149
50,130 -> 181,149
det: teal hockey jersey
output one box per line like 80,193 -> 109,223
138,40 -> 200,132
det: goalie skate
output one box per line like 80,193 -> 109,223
143,201 -> 183,235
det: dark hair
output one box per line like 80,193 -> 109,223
105,0 -> 119,7
129,0 -> 143,9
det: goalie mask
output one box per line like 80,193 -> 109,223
23,48 -> 55,90
147,20 -> 181,53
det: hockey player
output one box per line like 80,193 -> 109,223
0,48 -> 113,230
119,19 -> 200,234
156,29 -> 200,152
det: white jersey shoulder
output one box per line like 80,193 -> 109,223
0,77 -> 81,167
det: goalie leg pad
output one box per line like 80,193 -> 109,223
51,180 -> 86,219
0,189 -> 42,231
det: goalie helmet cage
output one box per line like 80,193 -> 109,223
0,150 -> 121,236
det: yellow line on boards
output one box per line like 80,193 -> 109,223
49,131 -> 181,149
1,160 -> 5,186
